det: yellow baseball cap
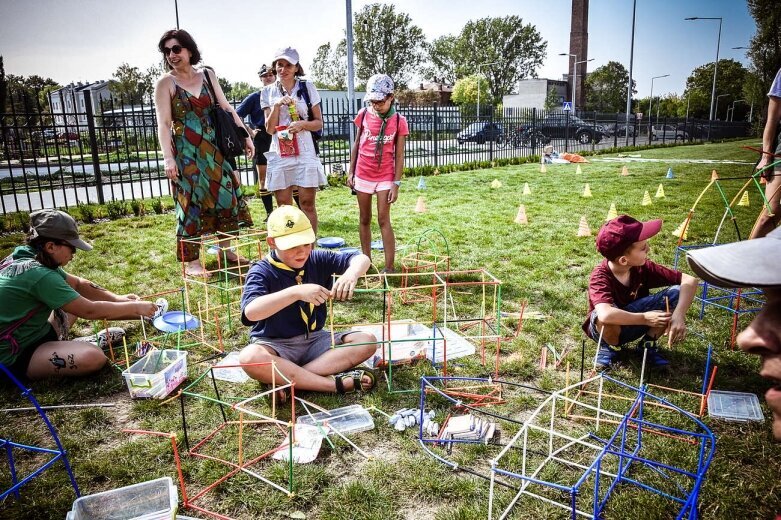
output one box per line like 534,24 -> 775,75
267,205 -> 316,250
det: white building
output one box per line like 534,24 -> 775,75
502,79 -> 568,111
49,81 -> 112,128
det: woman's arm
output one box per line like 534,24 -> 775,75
153,75 -> 177,180
757,95 -> 781,172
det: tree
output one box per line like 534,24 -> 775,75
395,88 -> 439,106
583,61 -> 635,113
452,16 -> 547,103
353,3 -> 426,86
218,77 -> 232,99
544,86 -> 560,111
421,35 -> 459,84
451,75 -> 489,106
232,81 -> 255,101
109,63 -> 145,104
310,41 -> 347,90
3,72 -> 60,126
139,62 -> 166,103
683,59 -> 748,119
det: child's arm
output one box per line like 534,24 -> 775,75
388,134 -> 406,204
595,303 -> 671,328
244,284 -> 331,322
668,273 -> 698,342
332,254 -> 371,301
348,132 -> 360,189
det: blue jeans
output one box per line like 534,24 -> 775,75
588,286 -> 680,348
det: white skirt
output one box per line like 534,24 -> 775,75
264,151 -> 326,191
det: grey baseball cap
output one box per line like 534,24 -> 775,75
686,226 -> 781,288
30,209 -> 92,251
365,74 -> 395,101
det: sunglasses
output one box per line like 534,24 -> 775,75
163,44 -> 183,56
369,96 -> 391,106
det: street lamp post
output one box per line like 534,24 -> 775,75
715,93 -> 729,120
559,53 -> 577,113
649,74 -> 669,139
685,17 -> 722,121
476,61 -> 500,121
575,58 -> 594,114
731,99 -> 747,121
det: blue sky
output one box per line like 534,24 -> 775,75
0,0 -> 755,98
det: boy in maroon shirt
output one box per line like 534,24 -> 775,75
583,215 -> 698,369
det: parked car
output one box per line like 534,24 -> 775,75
456,122 -> 503,144
57,131 -> 80,143
537,114 -> 606,144
652,125 -> 687,142
32,128 -> 57,139
605,122 -> 637,138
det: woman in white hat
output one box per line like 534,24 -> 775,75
261,47 -> 327,232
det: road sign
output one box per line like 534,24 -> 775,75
562,102 -> 573,111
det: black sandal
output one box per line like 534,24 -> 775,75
333,368 -> 377,395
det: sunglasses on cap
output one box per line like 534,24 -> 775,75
162,44 -> 183,55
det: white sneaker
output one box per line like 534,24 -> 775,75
74,327 -> 126,348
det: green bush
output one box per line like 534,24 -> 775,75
151,198 -> 164,215
105,201 -> 129,220
77,203 -> 97,223
130,200 -> 144,217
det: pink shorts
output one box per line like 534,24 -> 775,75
353,175 -> 394,194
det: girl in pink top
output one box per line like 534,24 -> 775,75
348,74 -> 409,272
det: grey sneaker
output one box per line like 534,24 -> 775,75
74,327 -> 126,349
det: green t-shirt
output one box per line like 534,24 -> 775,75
0,245 -> 80,365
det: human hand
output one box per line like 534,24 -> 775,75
136,301 -> 158,319
164,157 -> 178,180
121,294 -> 141,301
245,137 -> 255,158
287,120 -> 306,134
668,315 -> 687,344
643,310 -> 671,328
756,155 -> 775,180
387,184 -> 399,203
347,174 -> 355,189
297,284 -> 331,305
276,96 -> 294,108
331,274 -> 358,301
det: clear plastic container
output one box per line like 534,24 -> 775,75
66,477 -> 177,520
297,404 -> 374,435
707,390 -> 764,422
211,351 -> 250,384
122,350 -> 188,399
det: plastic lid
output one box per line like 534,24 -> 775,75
153,311 -> 200,333
317,237 -> 345,248
707,390 -> 764,422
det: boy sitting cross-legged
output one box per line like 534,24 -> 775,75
239,205 -> 377,394
583,215 -> 698,370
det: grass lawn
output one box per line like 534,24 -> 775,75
1,138 -> 779,519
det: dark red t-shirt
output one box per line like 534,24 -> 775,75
582,258 -> 682,334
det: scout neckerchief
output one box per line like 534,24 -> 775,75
372,104 -> 397,168
266,251 -> 316,337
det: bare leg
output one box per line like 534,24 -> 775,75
376,190 -> 395,271
593,319 -> 621,346
26,341 -> 108,380
275,187 -> 294,206
297,187 -> 318,233
356,191 -> 374,259
750,175 -> 781,239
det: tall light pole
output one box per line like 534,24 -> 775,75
685,16 -> 722,121
476,61 -> 500,120
715,93 -> 729,120
345,0 -> 356,142
575,58 -> 594,114
731,99 -> 747,121
624,0 -> 637,145
649,74 -> 669,130
559,53 -> 577,112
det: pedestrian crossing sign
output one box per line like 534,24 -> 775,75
562,102 -> 573,111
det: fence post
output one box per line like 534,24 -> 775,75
614,112 -> 619,149
84,94 -> 104,204
564,110 -> 570,152
488,105 -> 494,163
433,102 -> 439,169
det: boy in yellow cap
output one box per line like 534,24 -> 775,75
238,205 -> 377,394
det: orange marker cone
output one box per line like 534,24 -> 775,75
711,169 -> 719,181
577,215 -> 592,237
514,204 -> 528,224
655,184 -> 665,198
641,191 -> 652,206
576,164 -> 583,175
672,219 -> 689,240
522,182 -> 531,195
540,162 -> 547,173
582,183 -> 592,197
605,203 -> 618,221
415,196 -> 427,213
738,191 -> 750,207
621,165 -> 629,176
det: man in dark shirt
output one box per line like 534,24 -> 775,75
583,215 -> 697,370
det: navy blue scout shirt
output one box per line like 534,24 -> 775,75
241,249 -> 356,340
236,91 -> 265,129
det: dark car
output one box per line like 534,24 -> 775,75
537,114 -> 605,144
457,122 -> 503,144
605,122 -> 637,138
57,131 -> 80,143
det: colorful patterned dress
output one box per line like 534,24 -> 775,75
170,78 -> 252,261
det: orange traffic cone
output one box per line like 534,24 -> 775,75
577,215 -> 592,237
415,196 -> 427,213
514,204 -> 528,224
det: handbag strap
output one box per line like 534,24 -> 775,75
203,69 -> 218,106
297,80 -> 316,124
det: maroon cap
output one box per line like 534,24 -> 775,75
596,215 -> 662,259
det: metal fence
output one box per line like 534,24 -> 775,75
0,88 -> 752,215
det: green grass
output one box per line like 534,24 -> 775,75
1,138 -> 780,519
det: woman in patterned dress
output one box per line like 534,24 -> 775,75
153,29 -> 253,277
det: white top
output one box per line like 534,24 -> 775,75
260,79 -> 321,157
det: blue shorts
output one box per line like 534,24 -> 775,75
587,286 -> 680,347
249,329 -> 354,366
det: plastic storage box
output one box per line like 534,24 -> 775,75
707,390 -> 764,422
297,404 -> 375,435
122,349 -> 188,399
66,476 -> 177,519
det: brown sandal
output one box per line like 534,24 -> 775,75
333,369 -> 377,395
